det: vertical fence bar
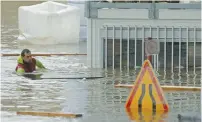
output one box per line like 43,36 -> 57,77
113,26 -> 115,70
150,26 -> 152,39
201,29 -> 202,81
157,26 -> 159,71
179,27 -> 181,73
164,27 -> 167,71
194,27 -> 196,74
142,27 -> 145,64
120,26 -> 122,71
186,27 -> 189,73
186,27 -> 189,86
134,26 -> 137,69
171,27 -> 174,72
127,26 -> 130,70
97,28 -> 100,68
105,26 -> 108,70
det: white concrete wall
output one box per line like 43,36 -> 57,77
98,9 -> 149,19
158,9 -> 201,20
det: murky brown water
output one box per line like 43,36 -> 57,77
1,1 -> 201,122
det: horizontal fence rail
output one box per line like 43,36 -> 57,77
85,2 -> 201,18
87,2 -> 201,9
100,26 -> 201,42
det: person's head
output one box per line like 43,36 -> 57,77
21,49 -> 32,63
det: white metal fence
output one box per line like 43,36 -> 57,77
100,25 -> 201,73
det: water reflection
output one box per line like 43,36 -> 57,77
1,56 -> 201,122
126,108 -> 168,122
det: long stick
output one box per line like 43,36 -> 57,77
17,111 -> 82,118
29,77 -> 104,80
23,74 -> 104,80
114,84 -> 201,91
41,77 -> 104,79
1,53 -> 87,57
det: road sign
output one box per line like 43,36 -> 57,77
145,37 -> 160,56
125,59 -> 169,112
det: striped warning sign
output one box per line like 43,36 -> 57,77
125,60 -> 169,112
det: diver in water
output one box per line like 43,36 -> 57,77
15,49 -> 46,74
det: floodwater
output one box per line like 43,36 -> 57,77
1,1 -> 201,122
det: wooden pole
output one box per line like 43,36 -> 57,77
16,111 -> 82,118
1,53 -> 87,57
114,84 -> 201,91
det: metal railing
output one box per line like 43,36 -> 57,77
85,1 -> 201,19
100,25 -> 201,73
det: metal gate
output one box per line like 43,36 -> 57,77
100,25 -> 201,73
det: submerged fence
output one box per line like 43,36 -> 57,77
100,25 -> 201,73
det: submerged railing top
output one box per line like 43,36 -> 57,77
85,1 -> 201,18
